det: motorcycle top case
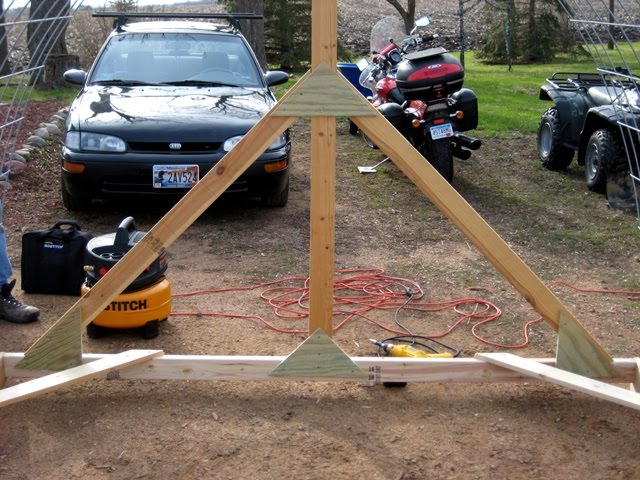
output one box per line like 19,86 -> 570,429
21,220 -> 93,295
395,48 -> 464,101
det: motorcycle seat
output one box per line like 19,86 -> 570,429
588,86 -> 624,106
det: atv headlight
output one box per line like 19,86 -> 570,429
620,88 -> 640,113
65,131 -> 126,152
223,133 -> 287,152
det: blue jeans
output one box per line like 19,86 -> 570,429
0,201 -> 13,285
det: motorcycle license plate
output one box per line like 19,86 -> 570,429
430,123 -> 454,140
153,165 -> 199,188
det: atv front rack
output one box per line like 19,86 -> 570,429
546,71 -> 638,91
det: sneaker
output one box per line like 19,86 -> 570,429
0,279 -> 40,324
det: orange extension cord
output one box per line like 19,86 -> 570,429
170,268 -> 640,349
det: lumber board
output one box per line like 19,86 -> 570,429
0,353 -> 5,389
3,353 -> 638,385
0,350 -> 163,408
17,112 -> 297,371
308,116 -> 337,335
476,353 -> 640,411
270,329 -> 366,379
353,114 -> 616,376
632,358 -> 640,392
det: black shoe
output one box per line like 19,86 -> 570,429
0,279 -> 40,324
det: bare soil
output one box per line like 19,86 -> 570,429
1,91 -> 640,480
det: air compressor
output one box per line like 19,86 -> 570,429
82,217 -> 171,339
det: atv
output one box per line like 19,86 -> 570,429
536,71 -> 638,194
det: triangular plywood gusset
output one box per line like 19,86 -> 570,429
15,0 -> 616,387
270,329 -> 366,380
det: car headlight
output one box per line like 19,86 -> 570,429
223,133 -> 287,152
65,131 -> 126,152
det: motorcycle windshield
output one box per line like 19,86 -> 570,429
358,62 -> 377,92
370,16 -> 406,55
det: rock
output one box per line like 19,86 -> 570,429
25,135 -> 47,148
5,159 -> 27,175
9,152 -> 26,163
40,122 -> 62,136
15,148 -> 32,158
33,127 -> 50,139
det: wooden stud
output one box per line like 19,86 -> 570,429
476,353 -> 640,411
0,350 -> 163,408
2,353 -> 638,385
18,112 -> 296,371
270,329 -> 366,379
0,353 -> 5,389
352,114 -> 616,375
632,358 -> 640,392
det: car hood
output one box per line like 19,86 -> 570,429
67,85 -> 275,142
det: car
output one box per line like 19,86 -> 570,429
537,71 -> 636,193
61,13 -> 291,210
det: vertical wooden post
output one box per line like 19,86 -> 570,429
308,0 -> 338,335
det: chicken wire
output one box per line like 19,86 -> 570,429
560,0 -> 640,225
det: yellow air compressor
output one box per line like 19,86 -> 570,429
82,217 -> 171,339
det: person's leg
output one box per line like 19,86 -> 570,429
0,201 -> 39,323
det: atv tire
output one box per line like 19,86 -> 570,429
537,107 -> 574,170
585,129 -> 623,193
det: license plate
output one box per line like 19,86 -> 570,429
430,123 -> 454,140
153,165 -> 199,189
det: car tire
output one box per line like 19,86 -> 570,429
585,129 -> 622,193
61,177 -> 91,211
261,177 -> 289,207
537,107 -> 574,170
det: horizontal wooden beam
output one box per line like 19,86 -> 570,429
477,353 -> 640,411
0,350 -> 163,408
2,353 -> 637,385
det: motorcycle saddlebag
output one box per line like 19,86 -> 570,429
21,220 -> 93,295
396,49 -> 464,101
450,88 -> 479,132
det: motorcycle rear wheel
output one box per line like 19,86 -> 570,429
425,139 -> 454,183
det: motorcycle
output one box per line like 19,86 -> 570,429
355,16 -> 481,182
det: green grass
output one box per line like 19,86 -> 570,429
460,51 -> 599,138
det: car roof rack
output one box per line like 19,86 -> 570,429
92,12 -> 262,33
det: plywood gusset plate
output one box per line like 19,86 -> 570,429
7,0 -> 623,408
269,329 -> 367,380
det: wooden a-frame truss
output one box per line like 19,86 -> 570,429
1,0 -> 639,410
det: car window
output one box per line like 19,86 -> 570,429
89,32 -> 264,87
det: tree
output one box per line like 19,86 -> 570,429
28,0 -> 77,87
0,0 -> 8,76
235,0 -> 267,70
384,0 -> 416,34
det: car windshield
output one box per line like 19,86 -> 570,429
89,32 -> 264,88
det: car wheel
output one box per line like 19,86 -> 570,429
261,177 -> 289,207
537,107 -> 574,170
61,177 -> 91,211
585,129 -> 622,193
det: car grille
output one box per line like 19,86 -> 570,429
101,174 -> 249,194
127,142 -> 222,153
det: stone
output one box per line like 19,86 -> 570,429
33,127 -> 50,139
40,122 -> 62,136
26,135 -> 46,148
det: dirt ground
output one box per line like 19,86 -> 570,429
1,99 -> 640,479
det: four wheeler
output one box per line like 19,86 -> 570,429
537,71 -> 637,193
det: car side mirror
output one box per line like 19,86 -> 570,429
265,70 -> 290,87
63,69 -> 87,86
